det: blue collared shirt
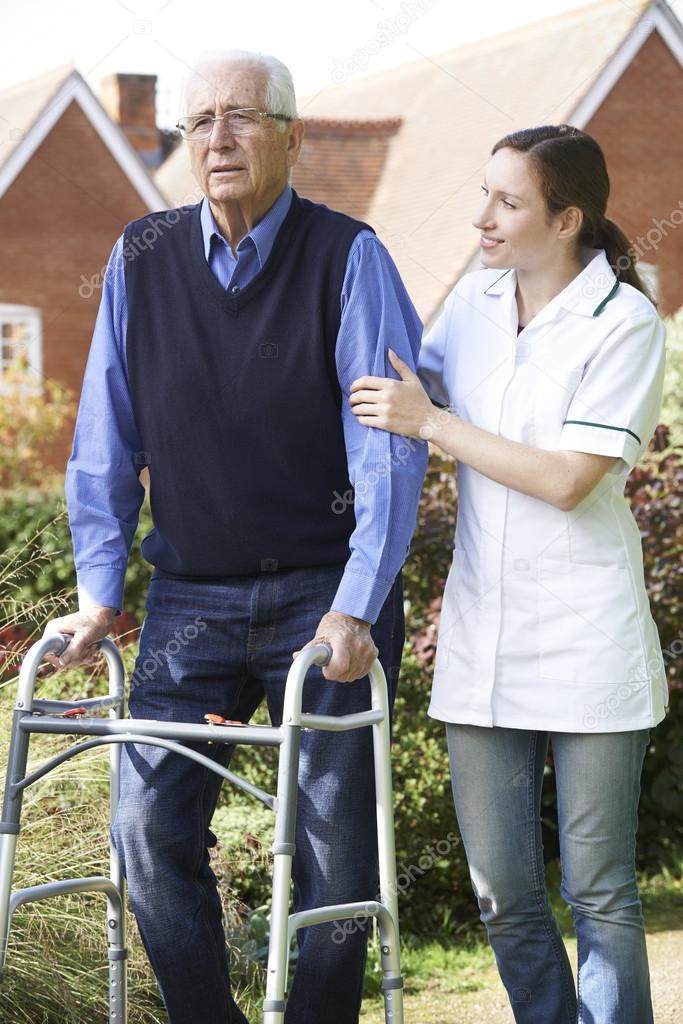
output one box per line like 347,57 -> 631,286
65,185 -> 428,623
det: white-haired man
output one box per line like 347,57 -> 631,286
54,50 -> 427,1023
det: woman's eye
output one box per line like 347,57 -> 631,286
502,200 -> 515,209
481,186 -> 488,194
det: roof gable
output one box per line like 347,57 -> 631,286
0,67 -> 166,210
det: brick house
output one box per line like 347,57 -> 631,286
304,0 -> 683,321
158,0 -> 683,323
1,0 -> 682,472
0,67 -> 167,473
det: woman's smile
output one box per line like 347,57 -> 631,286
480,234 -> 504,249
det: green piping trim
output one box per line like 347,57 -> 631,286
562,419 -> 641,444
483,268 -> 512,294
592,280 -> 620,316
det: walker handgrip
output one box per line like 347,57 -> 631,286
50,633 -> 72,657
315,643 -> 333,666
16,633 -> 123,714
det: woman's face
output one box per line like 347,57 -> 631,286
472,147 -> 567,272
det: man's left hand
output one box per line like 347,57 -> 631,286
293,611 -> 378,682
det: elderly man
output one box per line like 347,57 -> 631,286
52,50 -> 427,1023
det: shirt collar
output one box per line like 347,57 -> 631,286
200,184 -> 293,268
483,249 -> 619,319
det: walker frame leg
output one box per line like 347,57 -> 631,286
0,709 -> 30,979
263,722 -> 301,1024
0,637 -> 403,1024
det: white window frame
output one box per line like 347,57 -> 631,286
0,304 -> 43,395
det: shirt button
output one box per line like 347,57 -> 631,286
515,342 -> 531,364
230,284 -> 240,295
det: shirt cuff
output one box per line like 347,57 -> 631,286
330,569 -> 395,625
558,421 -> 641,468
76,568 -> 125,616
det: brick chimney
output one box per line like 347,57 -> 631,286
99,73 -> 161,167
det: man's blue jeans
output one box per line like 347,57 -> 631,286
111,565 -> 404,1024
446,724 -> 654,1024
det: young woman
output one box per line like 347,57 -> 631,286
349,125 -> 667,1024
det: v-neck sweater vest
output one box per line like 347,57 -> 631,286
124,191 -> 372,577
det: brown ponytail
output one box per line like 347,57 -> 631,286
491,125 -> 656,304
595,216 -> 652,298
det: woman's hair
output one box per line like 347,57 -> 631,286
491,125 -> 655,303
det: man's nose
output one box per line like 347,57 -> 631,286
208,116 -> 237,149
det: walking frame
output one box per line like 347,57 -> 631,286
0,632 -> 404,1023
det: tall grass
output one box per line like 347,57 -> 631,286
0,519 -> 265,1022
0,663 -> 267,1023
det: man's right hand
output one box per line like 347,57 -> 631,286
42,606 -> 118,669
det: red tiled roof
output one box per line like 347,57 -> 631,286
293,118 -> 402,221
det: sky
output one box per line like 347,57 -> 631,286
4,0 -> 681,127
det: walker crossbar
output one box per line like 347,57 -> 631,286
0,632 -> 404,1024
11,734 -> 277,810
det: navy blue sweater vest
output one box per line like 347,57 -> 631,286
124,190 -> 372,577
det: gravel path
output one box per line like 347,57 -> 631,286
361,929 -> 683,1023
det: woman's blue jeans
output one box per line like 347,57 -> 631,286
111,565 -> 404,1024
446,724 -> 653,1024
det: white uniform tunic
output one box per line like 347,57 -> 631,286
419,249 -> 668,733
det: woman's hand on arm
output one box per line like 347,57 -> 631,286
349,348 -> 436,440
349,349 -> 617,510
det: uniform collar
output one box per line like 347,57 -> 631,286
200,184 -> 293,267
483,249 -> 620,320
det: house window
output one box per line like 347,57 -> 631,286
0,305 -> 42,394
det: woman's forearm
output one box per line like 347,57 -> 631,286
348,350 -> 616,509
429,412 -> 604,510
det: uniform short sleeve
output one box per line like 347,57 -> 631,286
558,314 -> 666,472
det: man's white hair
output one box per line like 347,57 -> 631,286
182,49 -> 298,127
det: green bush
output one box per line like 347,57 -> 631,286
0,489 -> 153,630
662,307 -> 683,448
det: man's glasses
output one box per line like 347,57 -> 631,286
176,108 -> 294,140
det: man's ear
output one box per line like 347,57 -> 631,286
286,120 -> 305,170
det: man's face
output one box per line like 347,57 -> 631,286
184,64 -> 301,208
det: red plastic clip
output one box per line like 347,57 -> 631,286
204,713 -> 246,727
62,707 -> 88,718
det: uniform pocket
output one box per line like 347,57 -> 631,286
538,558 -> 647,684
533,367 -> 583,448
